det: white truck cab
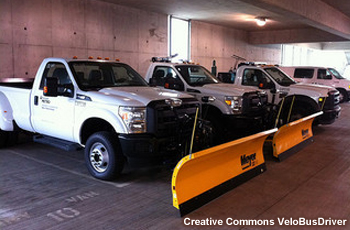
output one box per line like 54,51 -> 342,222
232,64 -> 341,125
145,59 -> 268,144
280,66 -> 350,102
0,57 -> 200,180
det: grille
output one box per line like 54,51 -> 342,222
242,92 -> 268,114
324,90 -> 340,110
147,98 -> 199,138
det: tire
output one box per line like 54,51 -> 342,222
206,114 -> 225,146
84,131 -> 124,180
337,88 -> 348,103
279,105 -> 313,126
7,131 -> 18,146
0,130 -> 8,148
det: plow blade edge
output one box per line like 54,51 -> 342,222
171,128 -> 277,216
272,111 -> 323,161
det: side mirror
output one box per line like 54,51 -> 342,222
258,81 -> 274,90
149,77 -> 157,87
164,78 -> 184,91
44,77 -> 58,97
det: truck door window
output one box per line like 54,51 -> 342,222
294,68 -> 314,78
152,66 -> 182,88
317,69 -> 332,80
242,69 -> 271,87
40,63 -> 73,97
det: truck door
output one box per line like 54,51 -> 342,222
31,62 -> 76,141
241,68 -> 277,103
316,68 -> 332,86
151,66 -> 185,91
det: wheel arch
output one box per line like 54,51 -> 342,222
279,94 -> 320,114
80,118 -> 117,145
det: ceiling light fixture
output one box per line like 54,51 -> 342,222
255,17 -> 267,26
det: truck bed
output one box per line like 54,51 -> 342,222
0,78 -> 34,89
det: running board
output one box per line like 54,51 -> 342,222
33,135 -> 82,151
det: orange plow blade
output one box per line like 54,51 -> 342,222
272,111 -> 323,161
171,128 -> 277,216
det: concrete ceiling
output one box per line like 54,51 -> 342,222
101,0 -> 350,50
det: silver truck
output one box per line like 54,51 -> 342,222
145,58 -> 268,144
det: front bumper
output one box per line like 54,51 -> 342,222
319,105 -> 341,125
222,112 -> 265,138
118,133 -> 189,165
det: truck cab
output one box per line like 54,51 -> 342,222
280,66 -> 350,102
233,64 -> 341,125
145,59 -> 268,144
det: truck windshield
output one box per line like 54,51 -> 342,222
264,67 -> 296,86
329,68 -> 345,79
176,65 -> 219,86
69,61 -> 148,90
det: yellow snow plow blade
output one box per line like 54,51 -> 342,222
272,111 -> 323,161
171,128 -> 277,216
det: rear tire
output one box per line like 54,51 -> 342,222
84,131 -> 124,180
0,130 -> 8,148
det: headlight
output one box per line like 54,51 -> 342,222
225,96 -> 242,113
118,107 -> 146,133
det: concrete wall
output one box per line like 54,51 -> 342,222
0,0 -> 167,78
191,21 -> 282,72
0,0 -> 281,79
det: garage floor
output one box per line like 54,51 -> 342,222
1,103 -> 349,230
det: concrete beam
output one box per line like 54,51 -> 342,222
249,28 -> 348,45
242,0 -> 350,42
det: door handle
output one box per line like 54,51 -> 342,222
34,96 -> 39,105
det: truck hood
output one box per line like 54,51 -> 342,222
288,83 -> 335,97
84,86 -> 194,107
197,83 -> 259,97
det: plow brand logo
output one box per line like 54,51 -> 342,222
240,153 -> 257,170
301,129 -> 310,139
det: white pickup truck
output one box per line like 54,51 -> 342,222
280,66 -> 350,102
144,59 -> 268,144
0,57 -> 200,180
226,63 -> 341,125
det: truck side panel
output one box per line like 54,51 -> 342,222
0,86 -> 34,132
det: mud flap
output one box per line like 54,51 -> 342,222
171,128 -> 277,217
272,111 -> 323,161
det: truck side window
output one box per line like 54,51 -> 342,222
317,69 -> 332,80
242,69 -> 271,87
40,63 -> 72,89
152,66 -> 181,87
294,68 -> 314,78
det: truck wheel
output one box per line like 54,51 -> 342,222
206,115 -> 224,146
337,88 -> 348,103
281,106 -> 312,124
7,131 -> 18,147
0,130 -> 8,148
85,132 -> 124,180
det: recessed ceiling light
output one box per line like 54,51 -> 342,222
255,17 -> 267,26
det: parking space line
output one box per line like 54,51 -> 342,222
8,150 -> 131,188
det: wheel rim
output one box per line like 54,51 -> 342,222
339,92 -> 344,102
89,142 -> 109,173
